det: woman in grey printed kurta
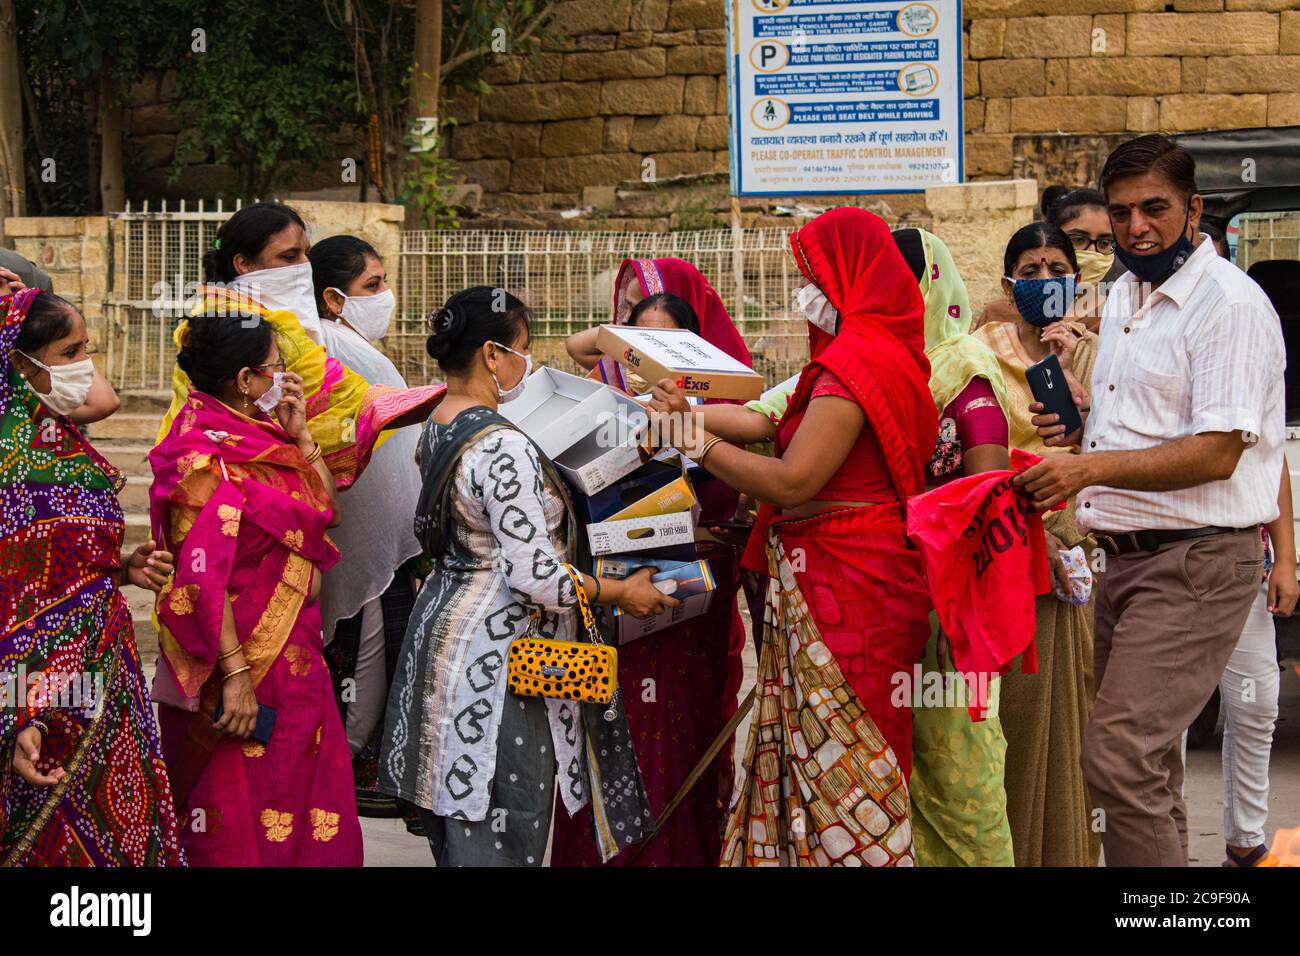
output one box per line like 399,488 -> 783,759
379,287 -> 675,866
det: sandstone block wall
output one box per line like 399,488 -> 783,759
97,1 -> 1300,232
443,0 -> 1300,229
965,2 -> 1300,184
7,215 -> 111,343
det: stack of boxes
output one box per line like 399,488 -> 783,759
500,326 -> 764,644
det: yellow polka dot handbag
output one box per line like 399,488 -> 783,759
507,563 -> 620,719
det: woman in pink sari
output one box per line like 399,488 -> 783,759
149,312 -> 363,865
556,258 -> 749,866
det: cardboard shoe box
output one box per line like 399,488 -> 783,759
586,510 -> 697,557
500,367 -> 648,495
593,556 -> 717,642
574,456 -> 696,525
595,325 -> 765,401
551,387 -> 651,496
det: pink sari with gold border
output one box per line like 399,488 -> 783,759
149,390 -> 362,865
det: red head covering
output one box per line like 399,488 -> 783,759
783,207 -> 937,502
613,257 -> 752,367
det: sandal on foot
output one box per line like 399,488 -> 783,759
1222,844 -> 1271,867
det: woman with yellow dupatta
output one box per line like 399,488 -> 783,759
151,313 -> 364,865
156,202 -> 443,485
974,222 -> 1100,866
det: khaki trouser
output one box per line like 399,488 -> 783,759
1084,529 -> 1264,867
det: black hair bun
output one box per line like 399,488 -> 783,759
425,302 -> 468,361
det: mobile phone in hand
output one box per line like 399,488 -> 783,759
1026,352 -> 1082,438
212,702 -> 277,745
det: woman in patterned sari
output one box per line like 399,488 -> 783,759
150,313 -> 363,865
555,258 -> 749,866
1,288 -> 183,866
892,228 -> 1016,867
649,208 -> 938,866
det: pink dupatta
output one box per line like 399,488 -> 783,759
149,391 -> 341,800
596,257 -> 752,391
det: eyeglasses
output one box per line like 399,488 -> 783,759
1067,233 -> 1115,254
251,360 -> 286,376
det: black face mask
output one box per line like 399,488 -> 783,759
1113,201 -> 1195,284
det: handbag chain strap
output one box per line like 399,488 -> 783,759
560,562 -> 620,721
561,562 -> 602,645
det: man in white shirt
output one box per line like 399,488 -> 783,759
1015,134 -> 1285,866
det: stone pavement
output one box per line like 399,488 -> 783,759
353,629 -> 1300,867
127,583 -> 1299,866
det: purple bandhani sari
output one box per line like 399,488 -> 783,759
150,389 -> 362,865
0,288 -> 184,866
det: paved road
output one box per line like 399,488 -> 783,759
358,629 -> 1300,867
126,586 -> 1298,866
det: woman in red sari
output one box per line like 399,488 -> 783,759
649,209 -> 938,866
150,313 -> 364,865
555,258 -> 749,866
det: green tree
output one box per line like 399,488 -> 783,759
16,0 -> 194,212
169,1 -> 360,198
326,0 -> 561,222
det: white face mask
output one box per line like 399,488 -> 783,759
794,283 -> 838,335
491,342 -> 532,403
231,261 -> 318,328
18,350 -> 95,417
253,371 -> 286,413
330,287 -> 395,342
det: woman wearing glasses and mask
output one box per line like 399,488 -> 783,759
380,287 -> 673,867
150,312 -> 364,866
1044,187 -> 1118,332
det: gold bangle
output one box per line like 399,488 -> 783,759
695,436 -> 725,464
221,665 -> 251,682
216,645 -> 243,662
304,442 -> 322,464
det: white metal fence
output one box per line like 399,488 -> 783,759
103,210 -> 814,391
105,199 -> 242,390
393,228 -> 811,386
1235,212 -> 1300,272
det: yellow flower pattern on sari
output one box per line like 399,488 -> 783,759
310,808 -> 340,843
217,504 -> 240,537
285,645 -> 312,677
242,741 -> 266,758
260,809 -> 293,843
167,584 -> 200,617
281,528 -> 303,550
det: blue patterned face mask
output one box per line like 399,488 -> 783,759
1004,275 -> 1076,327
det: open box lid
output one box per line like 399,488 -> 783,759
499,367 -> 622,460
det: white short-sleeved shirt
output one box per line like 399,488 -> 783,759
1078,235 -> 1285,533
